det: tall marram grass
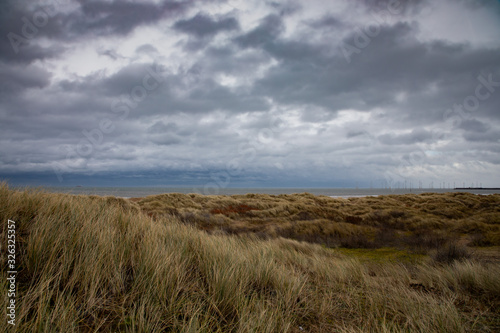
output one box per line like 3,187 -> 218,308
1,183 -> 499,332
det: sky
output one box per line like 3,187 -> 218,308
1,0 -> 500,189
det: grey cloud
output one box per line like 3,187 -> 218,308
355,0 -> 429,15
173,13 -> 239,38
0,0 -> 191,64
0,0 -> 185,65
202,46 -> 272,75
0,63 -> 52,94
306,15 -> 345,29
266,1 -> 302,16
71,0 -> 188,36
0,0 -> 64,64
136,44 -> 159,54
148,121 -> 179,134
101,63 -> 168,96
458,119 -> 490,132
53,59 -> 269,120
97,48 -> 125,61
177,38 -> 211,52
378,130 -> 434,145
169,77 -> 271,114
346,131 -> 370,139
463,131 -> 500,143
149,134 -> 182,146
456,0 -> 500,11
251,20 -> 500,127
1,91 -> 111,129
265,38 -> 329,63
56,62 -> 169,98
0,41 -> 64,64
300,108 -> 336,123
235,14 -> 284,48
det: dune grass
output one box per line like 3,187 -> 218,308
1,183 -> 500,332
134,191 -> 500,251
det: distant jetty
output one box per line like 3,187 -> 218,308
454,187 -> 500,190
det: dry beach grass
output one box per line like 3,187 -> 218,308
1,182 -> 500,332
134,191 -> 500,251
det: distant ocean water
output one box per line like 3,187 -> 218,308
17,186 -> 500,199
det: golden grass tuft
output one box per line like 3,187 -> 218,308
1,183 -> 500,332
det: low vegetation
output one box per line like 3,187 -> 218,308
134,191 -> 500,251
1,183 -> 499,332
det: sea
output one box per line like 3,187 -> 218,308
16,186 -> 500,199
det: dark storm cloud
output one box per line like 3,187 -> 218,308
0,41 -> 63,65
71,0 -> 188,36
173,13 -> 239,38
0,0 -> 64,63
0,0 -> 190,64
0,63 -> 52,94
235,14 -> 284,48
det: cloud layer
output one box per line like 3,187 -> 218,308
1,0 -> 500,187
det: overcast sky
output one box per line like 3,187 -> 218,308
1,0 -> 500,188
